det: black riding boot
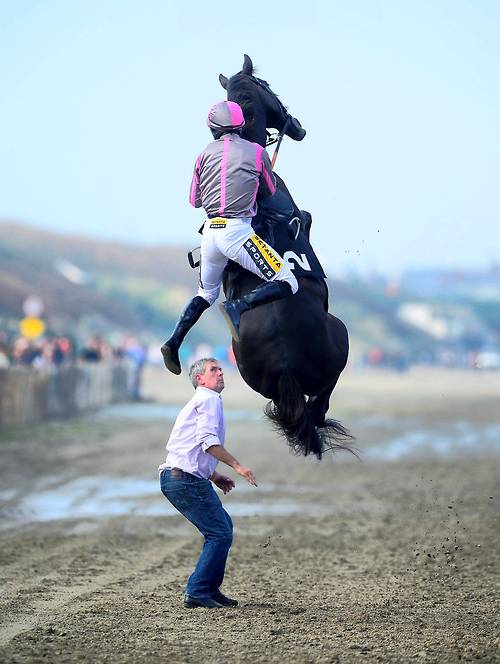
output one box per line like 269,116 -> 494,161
161,296 -> 210,374
220,281 -> 293,341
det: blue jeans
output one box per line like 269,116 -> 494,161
160,468 -> 233,598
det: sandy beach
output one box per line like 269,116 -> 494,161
0,367 -> 499,663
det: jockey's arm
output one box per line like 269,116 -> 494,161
189,157 -> 202,208
258,147 -> 277,198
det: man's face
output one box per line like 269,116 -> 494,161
196,361 -> 224,393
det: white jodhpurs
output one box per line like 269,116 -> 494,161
197,217 -> 298,305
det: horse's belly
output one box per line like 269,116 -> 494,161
235,320 -> 346,399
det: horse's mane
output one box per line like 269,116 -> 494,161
228,71 -> 284,104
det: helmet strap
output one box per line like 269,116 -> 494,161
210,128 -> 241,139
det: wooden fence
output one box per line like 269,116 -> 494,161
0,363 -> 131,427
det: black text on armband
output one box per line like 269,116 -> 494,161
243,235 -> 283,279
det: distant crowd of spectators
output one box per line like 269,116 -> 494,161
0,332 -> 149,401
0,333 -> 73,369
0,333 -> 145,368
361,345 -> 500,371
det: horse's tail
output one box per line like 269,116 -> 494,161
263,371 -> 357,460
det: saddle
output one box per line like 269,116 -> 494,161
188,190 -> 326,283
250,191 -> 325,281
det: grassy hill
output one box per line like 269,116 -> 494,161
0,220 -> 227,344
0,220 -> 436,359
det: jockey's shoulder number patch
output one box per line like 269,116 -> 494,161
243,234 -> 283,279
209,217 -> 228,229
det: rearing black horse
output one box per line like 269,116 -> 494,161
219,55 -> 354,459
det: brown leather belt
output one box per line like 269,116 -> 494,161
170,467 -> 184,478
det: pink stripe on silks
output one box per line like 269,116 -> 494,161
218,136 -> 230,214
250,144 -> 264,208
189,177 -> 197,207
189,155 -> 201,206
255,144 -> 276,194
262,167 -> 276,194
228,101 -> 244,127
255,144 -> 263,172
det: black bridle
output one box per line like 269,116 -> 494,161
247,75 -> 292,165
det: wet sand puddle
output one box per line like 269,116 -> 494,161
94,403 -> 263,422
361,417 -> 500,460
2,404 -> 499,530
0,477 -> 336,530
97,404 -> 500,459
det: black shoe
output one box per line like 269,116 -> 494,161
161,296 -> 210,374
183,594 -> 224,609
160,342 -> 181,375
211,591 -> 238,607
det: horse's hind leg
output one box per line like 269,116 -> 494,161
308,377 -> 355,455
307,382 -> 337,427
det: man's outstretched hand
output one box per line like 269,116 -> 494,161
211,472 -> 236,494
206,445 -> 258,487
234,464 -> 258,487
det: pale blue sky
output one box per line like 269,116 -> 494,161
1,0 -> 499,276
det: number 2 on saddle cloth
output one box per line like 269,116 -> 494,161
187,196 -> 327,302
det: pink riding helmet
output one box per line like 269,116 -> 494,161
207,101 -> 245,131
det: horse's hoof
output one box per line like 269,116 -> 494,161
219,303 -> 240,342
160,343 -> 181,375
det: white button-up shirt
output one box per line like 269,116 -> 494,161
158,386 -> 225,480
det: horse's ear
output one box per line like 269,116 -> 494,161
242,54 -> 253,75
219,74 -> 228,90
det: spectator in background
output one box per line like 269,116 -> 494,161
0,342 -> 9,368
11,337 -> 40,365
30,336 -> 69,369
57,336 -> 73,361
80,335 -> 105,362
123,336 -> 147,401
51,338 -> 65,366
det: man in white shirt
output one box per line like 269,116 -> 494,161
159,357 -> 257,609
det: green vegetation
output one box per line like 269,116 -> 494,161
0,221 -> 228,344
0,417 -> 134,445
1,221 -> 497,360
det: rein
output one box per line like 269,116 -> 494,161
270,116 -> 290,169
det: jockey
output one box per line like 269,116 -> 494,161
161,100 -> 298,374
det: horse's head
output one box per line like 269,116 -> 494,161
219,54 -> 306,148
